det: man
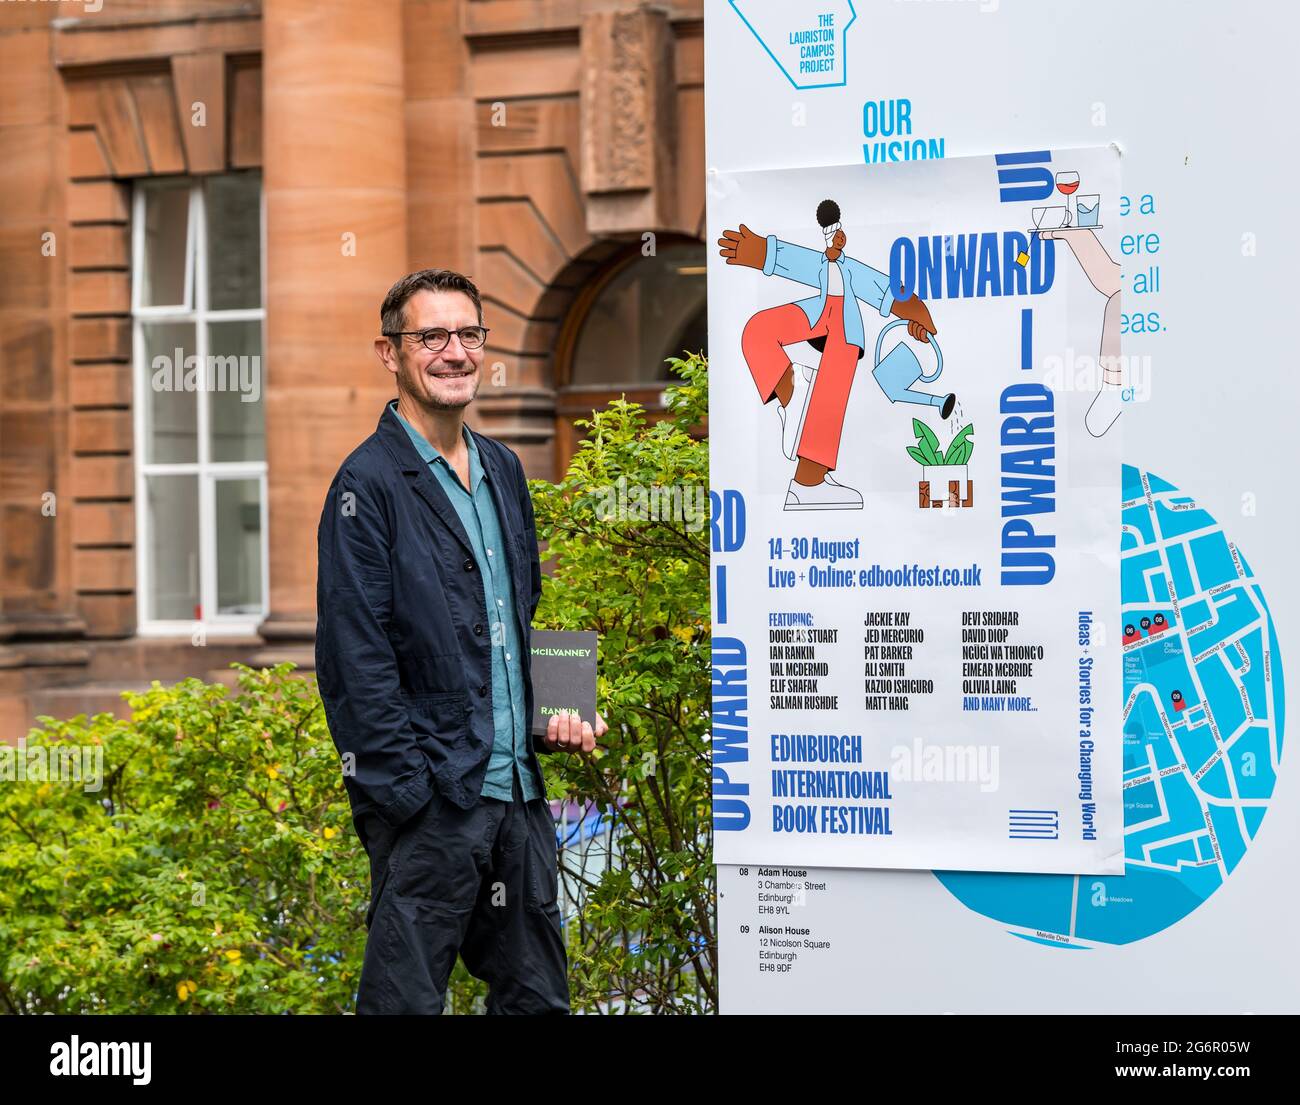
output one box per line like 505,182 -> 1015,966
719,199 -> 947,510
315,268 -> 608,1015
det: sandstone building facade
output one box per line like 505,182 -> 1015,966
0,0 -> 706,734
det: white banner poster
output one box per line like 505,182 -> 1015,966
709,148 -> 1123,873
706,0 -> 1298,1012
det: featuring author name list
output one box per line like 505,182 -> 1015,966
863,611 -> 931,711
769,613 -> 838,710
960,609 -> 1045,713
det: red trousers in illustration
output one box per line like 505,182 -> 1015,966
741,294 -> 860,471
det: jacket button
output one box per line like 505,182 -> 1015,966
463,558 -> 474,571
478,684 -> 488,696
473,622 -> 483,635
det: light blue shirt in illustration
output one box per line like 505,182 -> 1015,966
762,234 -> 895,349
390,400 -> 539,802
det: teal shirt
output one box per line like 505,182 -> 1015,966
390,400 -> 539,802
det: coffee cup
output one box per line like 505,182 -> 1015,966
1031,205 -> 1071,229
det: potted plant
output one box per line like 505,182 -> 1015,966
907,419 -> 973,508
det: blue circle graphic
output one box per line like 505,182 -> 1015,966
935,466 -> 1286,947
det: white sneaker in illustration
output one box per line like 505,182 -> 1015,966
780,363 -> 816,459
784,472 -> 863,510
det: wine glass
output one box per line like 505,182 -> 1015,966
1055,171 -> 1080,225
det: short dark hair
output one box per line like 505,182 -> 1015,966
380,269 -> 483,345
816,199 -> 841,228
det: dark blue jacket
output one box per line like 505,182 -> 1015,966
315,402 -> 546,827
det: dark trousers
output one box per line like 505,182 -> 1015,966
353,770 -> 570,1014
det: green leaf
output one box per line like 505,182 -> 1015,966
906,446 -> 929,466
911,419 -> 942,465
945,424 -> 974,465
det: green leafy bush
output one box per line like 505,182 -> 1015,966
525,352 -> 715,1013
0,664 -> 364,1013
0,353 -> 716,1015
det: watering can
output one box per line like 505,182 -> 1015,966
872,319 -> 954,415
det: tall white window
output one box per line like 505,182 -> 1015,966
132,174 -> 267,635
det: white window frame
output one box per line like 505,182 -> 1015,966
131,174 -> 269,638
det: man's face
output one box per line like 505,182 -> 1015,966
385,289 -> 484,411
822,222 -> 846,260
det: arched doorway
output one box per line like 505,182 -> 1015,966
552,237 -> 706,474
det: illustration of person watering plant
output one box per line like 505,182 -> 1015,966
719,199 -> 951,511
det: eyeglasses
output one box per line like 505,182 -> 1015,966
385,326 -> 490,352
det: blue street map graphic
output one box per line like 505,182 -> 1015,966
936,466 -> 1286,947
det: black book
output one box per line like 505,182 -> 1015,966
529,630 -> 599,737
